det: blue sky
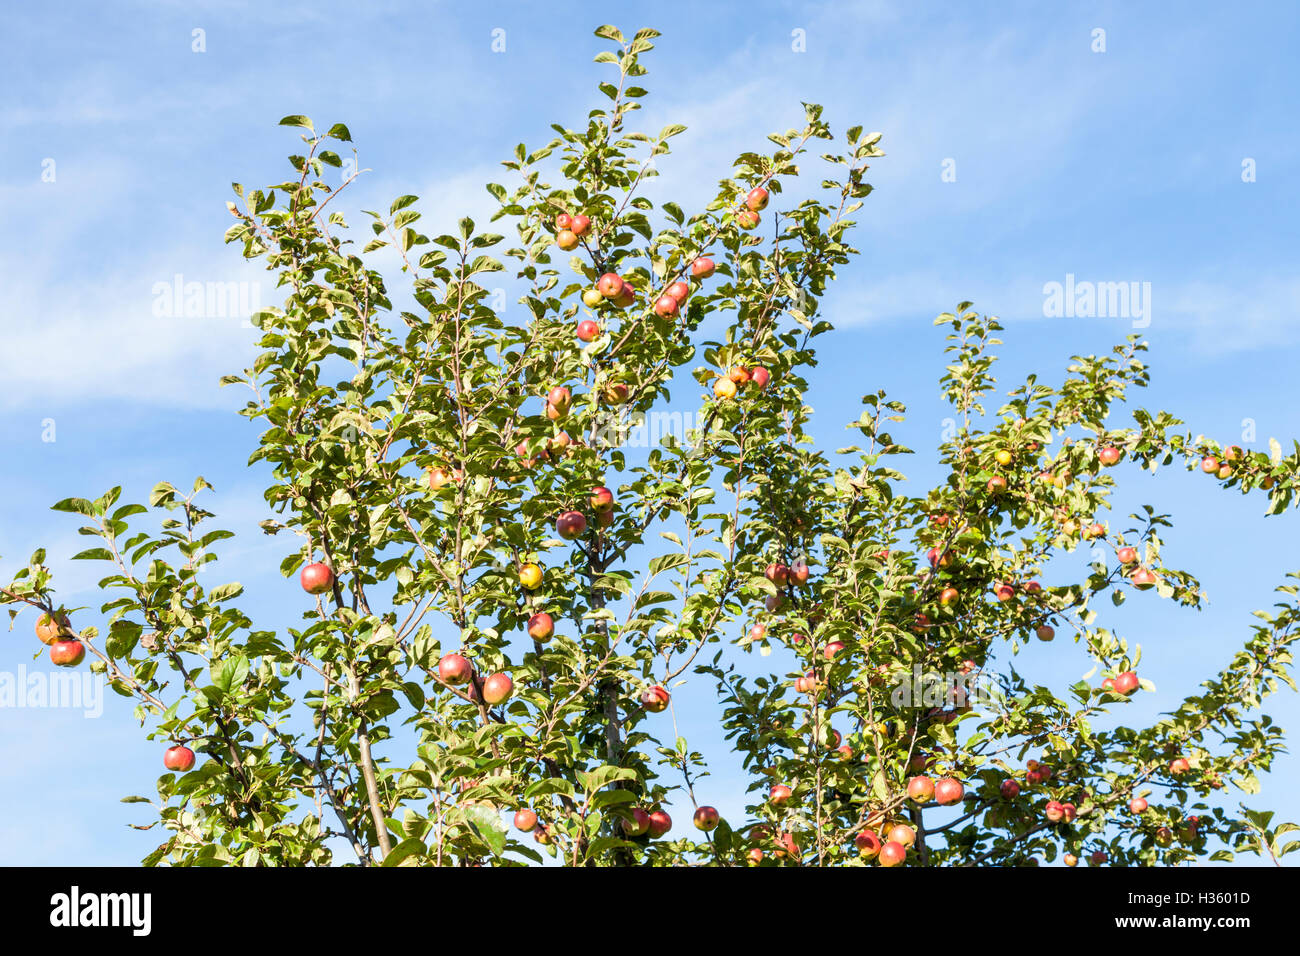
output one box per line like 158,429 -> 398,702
2,0 -> 1298,865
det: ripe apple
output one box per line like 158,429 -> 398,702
35,612 -> 70,645
482,672 -> 513,705
746,848 -> 764,865
727,365 -> 751,386
641,685 -> 670,713
612,285 -> 636,309
1062,803 -> 1077,823
769,784 -> 792,806
994,582 -> 1015,602
547,385 -> 571,412
994,449 -> 1013,466
1200,456 -> 1219,474
1129,797 -> 1148,814
1130,567 -> 1158,589
693,806 -> 720,831
597,273 -> 625,299
928,547 -> 953,569
1112,670 -> 1139,695
907,776 -> 935,803
582,288 -> 605,308
438,653 -> 473,685
1036,624 -> 1055,641
888,823 -> 915,847
300,562 -> 334,595
527,611 -> 554,641
746,186 -> 769,211
748,623 -> 766,642
938,586 -> 959,607
714,376 -> 737,399
576,319 -> 600,341
556,511 -> 587,539
1089,850 -> 1108,865
164,745 -> 196,772
794,672 -> 818,694
602,381 -> 630,405
49,639 -> 85,667
556,229 -> 579,251
1085,522 -> 1106,539
1116,546 -> 1138,565
589,486 -> 615,512
1000,779 -> 1021,799
622,807 -> 650,837
647,809 -> 672,838
534,825 -> 553,846
1168,757 -> 1191,775
749,366 -> 771,389
666,280 -> 690,303
1098,446 -> 1122,466
1155,826 -> 1173,847
570,214 -> 591,237
554,212 -> 572,231
878,841 -> 906,867
765,594 -> 784,613
690,257 -> 715,279
518,563 -> 543,590
513,808 -> 538,832
1101,677 -> 1116,693
765,563 -> 790,586
823,641 -> 845,660
855,830 -> 882,859
653,294 -> 679,318
1064,853 -> 1078,867
735,209 -> 760,229
934,777 -> 964,806
1045,800 -> 1066,823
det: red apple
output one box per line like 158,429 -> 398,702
514,808 -> 538,832
735,209 -> 760,229
934,777 -> 964,806
163,745 -> 195,772
1045,800 -> 1066,823
855,830 -> 882,859
878,840 -> 906,867
690,257 -> 715,279
746,186 -> 769,211
35,612 -> 70,645
1116,546 -> 1138,565
482,672 -> 513,705
1130,567 -> 1158,589
666,280 -> 690,303
693,806 -> 720,831
765,563 -> 790,586
1169,757 -> 1191,775
300,562 -> 334,595
888,823 -> 915,847
749,366 -> 771,390
527,611 -> 554,641
790,561 -> 810,585
555,230 -> 579,251
769,784 -> 792,806
622,807 -> 650,837
1000,779 -> 1021,799
1200,456 -> 1219,474
994,582 -> 1015,602
1113,670 -> 1139,695
647,809 -> 672,838
589,486 -> 615,512
987,475 -> 1008,494
653,294 -> 679,318
569,214 -> 591,237
1036,624 -> 1055,641
823,641 -> 846,660
556,511 -> 587,539
1098,446 -> 1122,466
576,319 -> 600,341
49,639 -> 85,667
641,685 -> 670,713
438,653 -> 473,685
907,776 -> 935,803
597,273 -> 625,299
1090,850 -> 1108,865
1129,797 -> 1148,814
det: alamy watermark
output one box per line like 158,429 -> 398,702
1042,273 -> 1151,328
0,666 -> 104,717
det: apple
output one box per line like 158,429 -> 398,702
748,623 -> 767,642
513,808 -> 538,832
888,823 -> 915,847
49,639 -> 84,667
928,547 -> 953,569
907,776 -> 935,803
622,808 -> 651,837
765,563 -> 790,586
746,186 -> 769,211
300,562 -> 334,595
1113,670 -> 1139,695
1200,456 -> 1219,474
527,611 -> 554,641
728,366 -> 751,386
547,385 -> 571,412
1098,446 -> 1122,466
775,831 -> 800,859
934,777 -> 964,806
1064,853 -> 1078,867
1101,677 -> 1116,693
602,381 -> 630,405
987,475 -> 1008,494
855,830 -> 882,859
794,672 -> 818,694
556,511 -> 587,539
994,449 -> 1013,466
518,563 -> 543,590
162,745 -> 196,773
769,784 -> 792,806
597,273 -> 625,299
612,285 -> 636,309
1155,826 -> 1174,847
1062,803 -> 1077,823
482,672 -> 513,705
823,641 -> 845,660
693,806 -> 720,831
1085,522 -> 1106,539
690,257 -> 715,279
714,377 -> 737,400
1000,779 -> 1021,799
735,209 -> 760,229
1129,797 -> 1148,814
1036,624 -> 1055,641
570,214 -> 591,237
878,841 -> 906,867
589,486 -> 615,512
647,809 -> 672,838
765,594 -> 784,613
1089,850 -> 1108,865
994,582 -> 1015,602
534,825 -> 553,846
576,319 -> 600,341
554,212 -> 572,231
836,743 -> 854,760
938,586 -> 959,606
582,288 -> 605,308
1116,546 -> 1138,565
1168,757 -> 1191,775
749,366 -> 771,390
556,230 -> 579,251
1130,567 -> 1158,589
35,612 -> 70,645
665,280 -> 690,304
438,653 -> 473,685
641,684 -> 670,713
1045,800 -> 1066,823
653,294 -> 679,318
746,848 -> 764,865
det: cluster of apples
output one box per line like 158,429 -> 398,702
552,210 -> 592,252
35,611 -> 84,667
1100,669 -> 1140,696
855,816 -> 918,867
713,363 -> 771,400
734,186 -> 768,230
437,652 -> 514,705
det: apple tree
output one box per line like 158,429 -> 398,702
4,25 -> 1298,867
